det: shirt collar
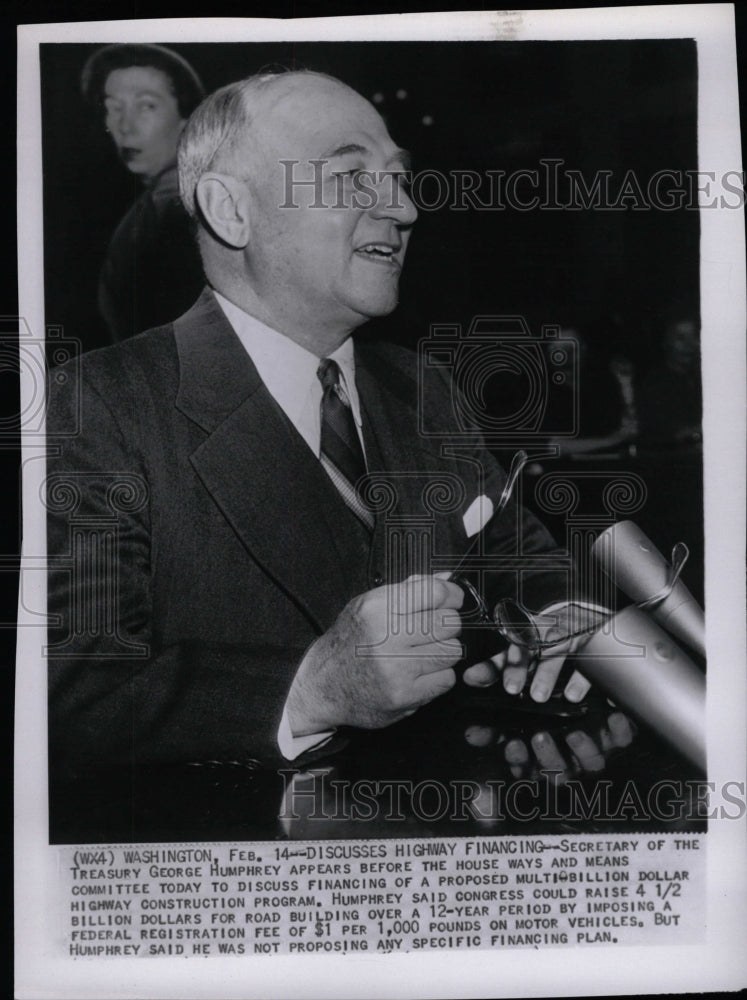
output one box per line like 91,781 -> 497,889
212,292 -> 363,443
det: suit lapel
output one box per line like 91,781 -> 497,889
171,293 -> 470,626
356,339 -> 435,477
355,341 -> 466,558
174,290 -> 352,631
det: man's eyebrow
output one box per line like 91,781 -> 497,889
388,148 -> 412,171
323,143 -> 412,170
324,143 -> 369,159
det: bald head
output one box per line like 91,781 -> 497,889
177,69 -> 347,219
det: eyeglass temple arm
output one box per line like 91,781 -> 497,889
448,449 -> 529,582
636,541 -> 689,611
494,541 -> 690,650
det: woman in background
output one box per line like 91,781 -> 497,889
81,44 -> 205,342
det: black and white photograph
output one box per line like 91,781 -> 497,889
15,6 -> 746,998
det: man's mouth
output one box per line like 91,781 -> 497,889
119,147 -> 141,162
354,243 -> 402,267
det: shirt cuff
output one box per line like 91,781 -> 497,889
277,706 -> 335,761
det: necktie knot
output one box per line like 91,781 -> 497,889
318,358 -> 352,407
317,358 -> 340,391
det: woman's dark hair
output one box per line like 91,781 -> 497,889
81,43 -> 205,119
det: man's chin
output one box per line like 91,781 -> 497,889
352,288 -> 401,322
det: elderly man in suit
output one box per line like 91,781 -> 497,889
47,69 -> 589,782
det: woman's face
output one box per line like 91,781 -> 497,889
103,65 -> 185,181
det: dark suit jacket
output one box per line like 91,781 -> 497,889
47,289 -> 569,780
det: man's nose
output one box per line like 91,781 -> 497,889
369,173 -> 418,226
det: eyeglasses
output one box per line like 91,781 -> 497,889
455,540 -> 689,654
447,451 -> 690,656
492,541 -> 690,652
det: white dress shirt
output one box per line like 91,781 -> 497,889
215,293 -> 365,459
214,292 -> 361,760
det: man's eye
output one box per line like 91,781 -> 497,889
138,101 -> 157,113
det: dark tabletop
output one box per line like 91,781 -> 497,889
49,678 -> 708,845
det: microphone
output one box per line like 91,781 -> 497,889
591,520 -> 705,658
576,606 -> 705,770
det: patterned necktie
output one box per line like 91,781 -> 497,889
317,358 -> 374,530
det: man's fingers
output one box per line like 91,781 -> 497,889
411,666 -> 457,703
462,658 -> 501,687
564,670 -> 591,703
502,664 -> 528,695
503,643 -> 531,694
394,575 -> 464,614
407,608 -> 461,645
507,643 -> 527,666
405,639 -> 463,672
529,647 -> 570,702
462,644 -> 532,692
462,645 -> 517,687
462,638 -> 584,703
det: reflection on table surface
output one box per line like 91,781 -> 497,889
50,684 -> 708,844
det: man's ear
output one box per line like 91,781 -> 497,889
195,173 -> 251,249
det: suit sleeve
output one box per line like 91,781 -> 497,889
46,360 -> 313,782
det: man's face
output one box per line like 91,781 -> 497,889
104,66 -> 185,180
238,77 -> 418,345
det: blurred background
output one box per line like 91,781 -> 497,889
41,39 -> 699,353
40,38 -> 704,595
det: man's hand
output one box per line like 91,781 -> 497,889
462,606 -> 594,703
286,574 -> 464,735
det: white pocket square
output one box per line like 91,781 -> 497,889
462,495 -> 494,538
